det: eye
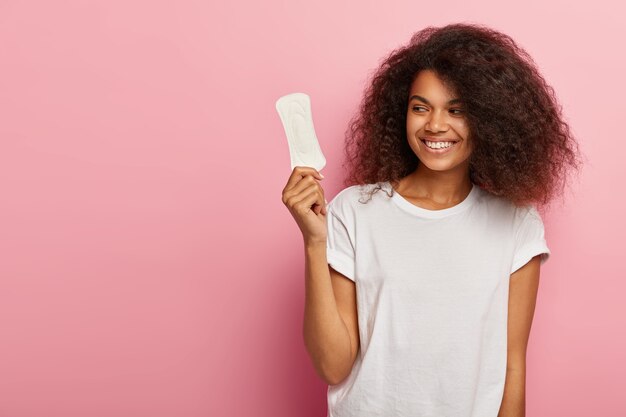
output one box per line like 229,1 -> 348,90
411,106 -> 427,112
450,109 -> 465,115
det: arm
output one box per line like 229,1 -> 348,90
303,242 -> 360,385
498,255 -> 542,417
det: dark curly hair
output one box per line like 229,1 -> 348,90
342,22 -> 583,212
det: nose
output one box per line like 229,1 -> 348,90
425,109 -> 448,133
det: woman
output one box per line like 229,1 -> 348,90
281,23 -> 581,417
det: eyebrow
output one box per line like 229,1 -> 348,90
409,95 -> 463,105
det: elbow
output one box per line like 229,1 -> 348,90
321,353 -> 357,386
325,348 -> 359,385
304,345 -> 351,386
303,331 -> 357,386
323,367 -> 350,386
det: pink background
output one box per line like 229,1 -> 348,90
0,1 -> 623,416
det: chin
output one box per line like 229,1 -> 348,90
417,154 -> 471,171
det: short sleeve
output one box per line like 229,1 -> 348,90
326,205 -> 356,282
511,206 -> 551,275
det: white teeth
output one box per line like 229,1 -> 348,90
424,140 -> 455,149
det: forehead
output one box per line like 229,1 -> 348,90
409,70 -> 457,98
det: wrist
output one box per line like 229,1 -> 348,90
304,238 -> 327,249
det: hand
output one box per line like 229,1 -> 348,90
281,166 -> 328,245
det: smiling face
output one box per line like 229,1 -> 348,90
406,70 -> 473,173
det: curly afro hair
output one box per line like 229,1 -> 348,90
342,22 -> 583,212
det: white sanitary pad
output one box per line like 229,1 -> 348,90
275,92 -> 326,172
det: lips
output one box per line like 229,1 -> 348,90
419,136 -> 460,143
419,137 -> 459,154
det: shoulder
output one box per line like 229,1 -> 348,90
513,205 -> 546,238
327,182 -> 391,219
510,202 -> 544,231
474,186 -> 535,227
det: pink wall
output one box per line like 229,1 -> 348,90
0,1 -> 623,416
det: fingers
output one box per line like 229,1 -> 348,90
282,167 -> 325,206
283,166 -> 324,195
289,174 -> 323,199
292,183 -> 326,216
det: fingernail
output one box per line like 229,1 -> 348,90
319,173 -> 325,179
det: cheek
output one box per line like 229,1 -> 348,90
406,117 -> 423,135
450,118 -> 468,133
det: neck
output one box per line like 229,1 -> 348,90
395,164 -> 472,205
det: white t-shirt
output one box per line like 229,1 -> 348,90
325,181 -> 550,417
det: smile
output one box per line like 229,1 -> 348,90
420,138 -> 460,154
